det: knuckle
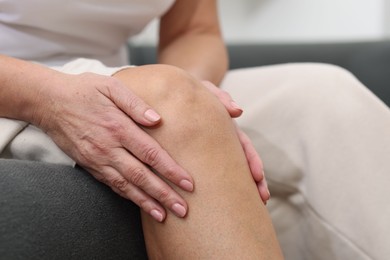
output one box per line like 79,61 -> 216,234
129,167 -> 148,186
76,141 -> 102,166
80,144 -> 112,167
103,119 -> 124,137
138,197 -> 150,211
156,188 -> 171,202
126,95 -> 141,112
141,145 -> 160,167
110,177 -> 129,192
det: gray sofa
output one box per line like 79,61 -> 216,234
130,41 -> 390,107
1,41 -> 389,260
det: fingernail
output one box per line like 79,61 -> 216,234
230,101 -> 243,111
180,179 -> 194,192
150,209 -> 163,222
172,203 -> 187,217
144,109 -> 161,122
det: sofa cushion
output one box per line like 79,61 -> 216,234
129,41 -> 390,106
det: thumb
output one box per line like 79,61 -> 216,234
108,78 -> 161,126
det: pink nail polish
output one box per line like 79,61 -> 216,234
144,109 -> 161,122
172,203 -> 186,217
150,209 -> 163,222
180,179 -> 194,192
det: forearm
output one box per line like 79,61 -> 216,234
0,55 -> 60,124
158,32 -> 228,86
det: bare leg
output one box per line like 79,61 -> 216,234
114,65 -> 283,259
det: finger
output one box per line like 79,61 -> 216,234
235,123 -> 264,182
88,167 -> 167,222
112,148 -> 189,218
122,123 -> 194,193
202,81 -> 243,118
257,178 -> 271,204
234,123 -> 269,202
103,79 -> 162,126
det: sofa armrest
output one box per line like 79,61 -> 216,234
0,159 -> 147,260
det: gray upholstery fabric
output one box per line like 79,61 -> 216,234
129,41 -> 390,107
0,159 -> 147,260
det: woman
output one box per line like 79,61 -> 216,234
1,0 -> 389,259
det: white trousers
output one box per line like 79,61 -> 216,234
221,63 -> 390,260
1,60 -> 389,259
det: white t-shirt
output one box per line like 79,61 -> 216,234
0,0 -> 175,66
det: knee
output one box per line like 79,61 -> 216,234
152,65 -> 232,139
115,64 -> 232,139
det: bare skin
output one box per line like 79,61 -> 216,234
158,0 -> 270,202
0,0 -> 270,221
0,55 -> 281,257
0,0 -> 283,257
114,65 -> 284,259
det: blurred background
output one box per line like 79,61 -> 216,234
130,0 -> 390,45
129,0 -> 390,106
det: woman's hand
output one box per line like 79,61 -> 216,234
34,72 -> 194,222
202,81 -> 270,203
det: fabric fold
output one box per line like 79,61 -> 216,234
0,118 -> 28,153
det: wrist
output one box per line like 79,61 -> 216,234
28,69 -> 67,129
0,55 -> 64,126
